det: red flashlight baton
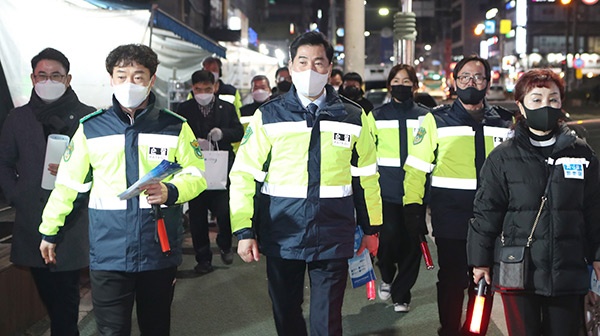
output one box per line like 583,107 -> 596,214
153,205 -> 171,255
469,278 -> 488,334
366,279 -> 376,300
419,235 -> 435,270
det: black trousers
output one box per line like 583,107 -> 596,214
435,238 -> 493,336
30,267 -> 81,336
501,291 -> 584,336
266,256 -> 348,336
189,189 -> 232,264
90,267 -> 177,336
376,201 -> 421,304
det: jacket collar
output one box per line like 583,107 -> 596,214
282,84 -> 348,118
113,92 -> 157,124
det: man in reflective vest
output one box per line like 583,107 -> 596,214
229,31 -> 382,336
403,55 -> 513,336
39,44 -> 206,336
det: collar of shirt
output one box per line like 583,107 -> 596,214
297,90 -> 327,112
198,100 -> 214,117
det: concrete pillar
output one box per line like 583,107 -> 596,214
344,0 -> 365,75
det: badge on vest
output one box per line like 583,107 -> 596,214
149,147 -> 169,161
333,133 -> 351,148
563,163 -> 584,179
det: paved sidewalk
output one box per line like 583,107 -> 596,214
25,230 -> 508,336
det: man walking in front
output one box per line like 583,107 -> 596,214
229,31 -> 382,336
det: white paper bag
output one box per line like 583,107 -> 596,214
41,134 -> 70,190
203,150 -> 229,190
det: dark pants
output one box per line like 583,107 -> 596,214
435,238 -> 493,336
90,267 -> 177,336
376,201 -> 421,304
189,189 -> 232,264
30,267 -> 81,336
266,256 -> 348,336
501,292 -> 584,336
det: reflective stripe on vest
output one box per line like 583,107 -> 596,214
351,163 -> 377,176
261,182 -> 353,198
431,176 -> 477,190
405,155 -> 435,173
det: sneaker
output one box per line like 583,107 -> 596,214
393,303 -> 410,312
220,249 -> 234,265
194,262 -> 214,275
378,282 -> 391,301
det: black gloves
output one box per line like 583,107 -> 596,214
403,203 -> 428,236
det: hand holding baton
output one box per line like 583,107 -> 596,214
153,205 -> 171,255
419,235 -> 434,270
469,278 -> 488,334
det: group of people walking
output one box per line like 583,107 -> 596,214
0,29 -> 599,336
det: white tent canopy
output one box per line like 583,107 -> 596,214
0,0 -> 221,109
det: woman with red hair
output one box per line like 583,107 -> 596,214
467,68 -> 600,335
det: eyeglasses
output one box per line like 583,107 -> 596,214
34,73 -> 66,82
456,74 -> 487,85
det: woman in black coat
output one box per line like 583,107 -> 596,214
467,68 -> 600,336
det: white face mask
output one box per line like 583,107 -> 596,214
194,93 -> 214,106
252,89 -> 270,103
113,82 -> 150,109
35,81 -> 66,103
292,69 -> 328,97
211,72 -> 220,82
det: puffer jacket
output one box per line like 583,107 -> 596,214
468,121 -> 600,295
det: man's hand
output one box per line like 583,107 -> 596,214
237,238 -> 260,263
404,204 -> 428,236
357,233 -> 379,256
48,163 -> 59,176
473,266 -> 491,285
208,128 -> 223,142
40,240 -> 57,264
144,182 -> 168,205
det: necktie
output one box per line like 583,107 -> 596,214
306,103 -> 318,127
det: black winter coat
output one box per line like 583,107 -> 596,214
176,98 -> 244,171
467,121 -> 600,296
0,88 -> 94,271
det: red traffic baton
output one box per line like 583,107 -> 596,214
153,205 -> 171,255
419,235 -> 434,270
469,278 -> 488,334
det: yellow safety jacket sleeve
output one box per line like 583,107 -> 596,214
403,112 -> 437,205
229,110 -> 271,233
40,125 -> 91,236
354,112 -> 383,226
169,123 -> 207,203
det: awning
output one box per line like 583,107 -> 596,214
152,8 -> 226,58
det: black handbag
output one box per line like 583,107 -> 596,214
498,170 -> 553,290
498,245 -> 530,290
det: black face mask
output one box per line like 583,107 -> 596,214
390,85 -> 413,102
342,86 -> 362,101
277,81 -> 292,93
456,86 -> 487,105
523,105 -> 563,132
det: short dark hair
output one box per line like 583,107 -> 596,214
289,31 -> 333,64
331,68 -> 343,78
342,72 -> 363,85
31,48 -> 70,73
453,54 -> 491,82
514,68 -> 565,104
275,67 -> 289,79
105,44 -> 159,76
191,70 -> 215,85
250,75 -> 270,90
202,56 -> 223,76
387,64 -> 419,91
